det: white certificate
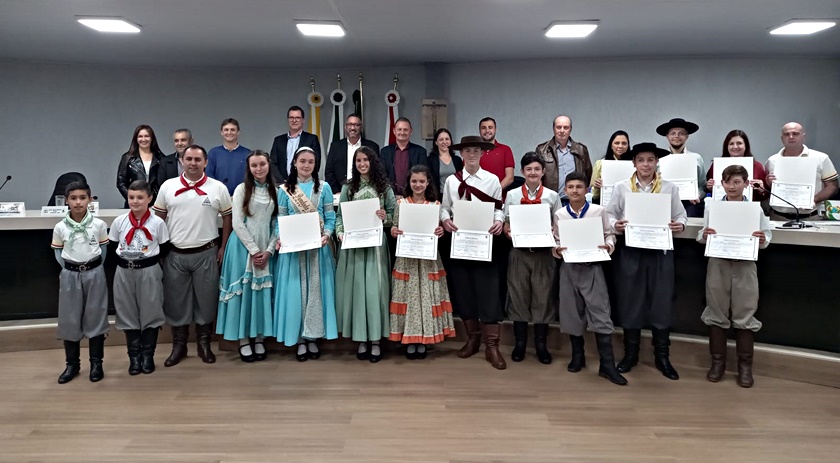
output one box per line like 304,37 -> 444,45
342,227 -> 383,249
396,234 -> 438,260
625,193 -> 671,226
398,203 -> 440,234
509,204 -> 554,248
769,182 -> 814,210
600,185 -> 615,207
712,157 -> 753,201
451,231 -> 493,262
625,224 -> 673,250
556,217 -> 610,263
340,198 -> 381,231
600,160 -> 636,205
453,200 -> 495,232
708,201 -> 761,236
659,154 -> 699,200
277,212 -> 322,254
704,234 -> 759,261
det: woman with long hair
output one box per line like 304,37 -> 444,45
117,124 -> 165,207
273,147 -> 338,361
216,150 -> 278,363
335,146 -> 397,363
427,128 -> 463,197
704,130 -> 769,201
590,130 -> 630,205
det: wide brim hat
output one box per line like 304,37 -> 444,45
656,118 -> 699,136
450,135 -> 495,152
629,142 -> 670,159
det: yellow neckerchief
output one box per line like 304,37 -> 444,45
629,172 -> 662,193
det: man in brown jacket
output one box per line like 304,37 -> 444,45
535,115 -> 593,197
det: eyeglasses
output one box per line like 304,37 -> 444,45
288,117 -> 302,121
346,123 -> 361,127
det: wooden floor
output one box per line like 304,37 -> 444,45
1,342 -> 838,463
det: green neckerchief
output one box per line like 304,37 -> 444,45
63,211 -> 93,251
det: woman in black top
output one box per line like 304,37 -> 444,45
116,124 -> 164,207
427,128 -> 463,200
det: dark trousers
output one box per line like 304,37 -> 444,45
615,246 -> 675,330
447,258 -> 503,323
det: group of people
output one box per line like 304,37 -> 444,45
52,109 -> 836,388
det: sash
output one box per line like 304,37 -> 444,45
454,171 -> 502,209
281,184 -> 325,232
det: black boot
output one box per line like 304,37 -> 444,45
164,325 -> 189,367
595,333 -> 628,385
652,328 -> 679,380
140,327 -> 159,374
57,340 -> 81,384
567,335 -> 586,372
511,321 -> 528,362
196,324 -> 216,364
533,323 -> 552,365
125,330 -> 142,376
88,335 -> 105,382
616,328 -> 641,373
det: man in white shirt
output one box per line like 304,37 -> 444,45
765,122 -> 838,221
269,106 -> 322,183
656,118 -> 706,217
154,145 -> 233,367
324,114 -> 380,192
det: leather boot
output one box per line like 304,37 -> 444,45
707,325 -> 727,383
125,330 -> 142,375
57,340 -> 81,384
616,328 -> 640,373
533,323 -> 552,365
735,329 -> 755,388
196,324 -> 216,364
595,333 -> 628,386
511,321 -> 528,362
164,325 -> 189,367
482,323 -> 506,370
457,319 -> 482,359
652,328 -> 679,380
88,335 -> 105,382
567,335 -> 586,372
140,327 -> 160,374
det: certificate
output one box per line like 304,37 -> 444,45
600,185 -> 615,207
708,201 -> 761,236
396,234 -> 438,260
453,200 -> 494,232
562,248 -> 611,263
451,231 -> 493,262
625,193 -> 671,225
340,198 -> 383,249
669,178 -> 699,201
277,212 -> 322,254
712,157 -> 753,201
659,154 -> 699,200
704,234 -> 759,261
509,204 -> 554,248
625,225 -> 673,250
600,160 -> 636,205
769,182 -> 814,210
342,227 -> 383,249
556,217 -> 610,263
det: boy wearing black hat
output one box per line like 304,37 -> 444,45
657,118 -> 705,217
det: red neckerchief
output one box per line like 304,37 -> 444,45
454,171 -> 502,209
175,174 -> 208,196
125,209 -> 153,244
520,184 -> 543,204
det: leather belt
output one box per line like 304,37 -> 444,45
116,255 -> 160,269
171,241 -> 216,254
64,257 -> 102,273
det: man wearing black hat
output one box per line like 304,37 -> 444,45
656,118 -> 706,217
441,135 -> 507,370
606,142 -> 687,380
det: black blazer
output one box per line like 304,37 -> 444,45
116,151 -> 163,206
324,138 -> 380,193
269,131 -> 321,184
380,142 -> 428,196
427,151 -> 463,199
157,152 -> 181,190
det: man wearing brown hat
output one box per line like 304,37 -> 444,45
535,115 -> 593,197
441,136 -> 507,370
657,118 -> 706,217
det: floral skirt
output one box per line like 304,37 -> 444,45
388,256 -> 455,344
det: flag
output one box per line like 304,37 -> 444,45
329,89 -> 346,147
307,91 -> 325,154
384,89 -> 400,147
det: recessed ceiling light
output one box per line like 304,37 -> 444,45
296,21 -> 345,37
76,16 -> 141,33
769,20 -> 836,35
545,21 -> 598,38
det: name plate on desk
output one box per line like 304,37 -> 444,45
41,206 -> 68,217
625,224 -> 673,251
704,234 -> 759,261
451,230 -> 493,262
396,234 -> 438,260
88,201 -> 100,216
0,202 -> 25,217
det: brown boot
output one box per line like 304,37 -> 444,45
706,326 -> 727,382
483,324 -> 506,370
164,325 -> 189,367
735,329 -> 754,388
457,319 -> 481,359
196,324 -> 217,364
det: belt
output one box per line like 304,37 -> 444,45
64,257 -> 102,273
171,241 -> 216,254
116,255 -> 160,269
770,208 -> 818,220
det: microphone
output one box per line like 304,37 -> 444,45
758,185 -> 812,229
0,175 -> 10,191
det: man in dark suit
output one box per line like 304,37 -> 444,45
324,114 -> 380,192
380,117 -> 428,198
269,105 -> 321,184
157,128 -> 193,190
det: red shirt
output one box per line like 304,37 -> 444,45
394,147 -> 410,194
480,140 -> 515,183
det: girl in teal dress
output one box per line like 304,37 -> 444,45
335,146 -> 396,363
274,147 -> 338,361
216,150 -> 278,363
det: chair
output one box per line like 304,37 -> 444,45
47,172 -> 87,206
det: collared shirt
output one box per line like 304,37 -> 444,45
503,184 -> 562,223
556,140 -> 576,199
480,140 -> 515,184
696,195 -> 772,249
51,217 -> 109,263
206,144 -> 250,196
393,146 -> 410,194
109,212 -> 170,259
346,138 -> 362,180
605,177 -> 688,233
553,202 -> 615,258
440,167 -> 505,223
765,145 -> 838,213
286,132 -> 302,174
153,174 -> 233,248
